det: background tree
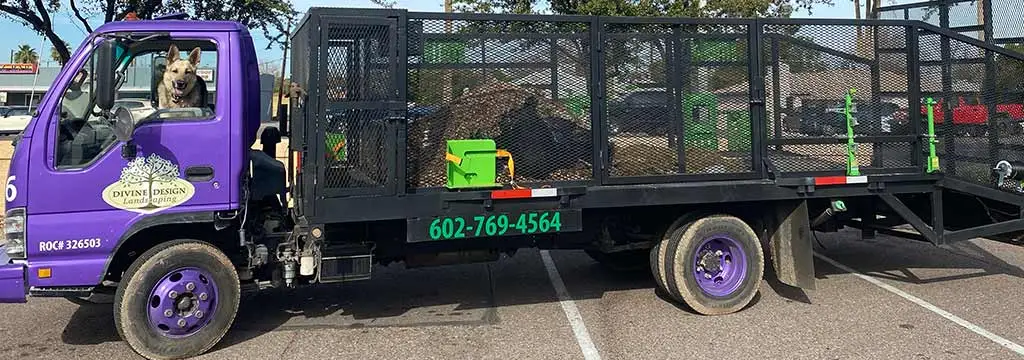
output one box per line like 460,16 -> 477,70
369,0 -> 397,8
1,0 -> 297,65
453,0 -> 832,17
50,40 -> 69,65
12,44 -> 38,64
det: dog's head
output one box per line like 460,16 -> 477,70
162,44 -> 201,102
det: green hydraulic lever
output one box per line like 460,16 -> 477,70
845,89 -> 860,176
925,97 -> 940,173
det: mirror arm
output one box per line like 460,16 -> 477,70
121,139 -> 137,159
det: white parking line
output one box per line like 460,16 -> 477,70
814,251 -> 1024,357
540,250 -> 602,360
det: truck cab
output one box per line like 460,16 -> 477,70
0,16 -> 284,359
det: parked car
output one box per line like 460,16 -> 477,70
891,96 -> 1024,136
799,101 -> 898,136
606,89 -> 673,135
0,106 -> 34,135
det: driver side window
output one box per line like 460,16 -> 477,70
55,40 -> 220,169
56,48 -> 117,168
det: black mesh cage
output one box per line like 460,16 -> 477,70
290,8 -> 1024,203
289,17 -> 311,151
602,22 -> 754,178
762,23 -> 916,174
321,23 -> 395,190
405,17 -> 593,189
918,28 -> 1024,191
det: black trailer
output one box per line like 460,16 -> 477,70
280,7 -> 1024,315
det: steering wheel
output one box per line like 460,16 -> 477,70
59,117 -> 88,142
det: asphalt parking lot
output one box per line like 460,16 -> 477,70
2,229 -> 1024,360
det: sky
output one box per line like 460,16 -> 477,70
0,0 -> 869,68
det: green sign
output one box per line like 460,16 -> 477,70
424,40 -> 466,64
692,40 -> 739,62
409,209 -> 582,242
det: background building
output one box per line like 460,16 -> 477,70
0,62 -> 277,122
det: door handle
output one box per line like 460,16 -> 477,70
185,166 -> 214,182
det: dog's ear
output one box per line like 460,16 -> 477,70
188,47 -> 202,66
167,44 -> 180,63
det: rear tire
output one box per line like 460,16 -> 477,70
114,239 -> 240,360
663,215 -> 764,315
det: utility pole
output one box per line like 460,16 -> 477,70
276,17 -> 292,128
443,0 -> 453,102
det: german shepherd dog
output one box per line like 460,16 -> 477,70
157,44 -> 203,108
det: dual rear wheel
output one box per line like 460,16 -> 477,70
651,214 -> 764,315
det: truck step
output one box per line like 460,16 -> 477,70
318,245 -> 373,283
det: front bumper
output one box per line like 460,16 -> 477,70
0,249 -> 27,303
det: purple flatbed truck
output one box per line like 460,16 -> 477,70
3,7 -> 1024,359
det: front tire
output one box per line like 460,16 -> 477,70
662,215 -> 764,315
114,240 -> 240,360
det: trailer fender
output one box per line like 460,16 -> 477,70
763,200 -> 816,290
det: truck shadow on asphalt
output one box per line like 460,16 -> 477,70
56,238 -> 1024,351
812,232 -> 1024,284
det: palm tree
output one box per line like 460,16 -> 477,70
50,46 -> 60,64
12,44 -> 38,64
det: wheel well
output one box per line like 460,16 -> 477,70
103,222 -> 237,283
590,203 -> 769,251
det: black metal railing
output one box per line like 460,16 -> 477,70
292,8 -> 1024,196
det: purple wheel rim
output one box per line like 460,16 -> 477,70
146,267 -> 218,338
692,235 -> 747,297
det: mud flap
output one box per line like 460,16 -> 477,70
763,200 -> 816,290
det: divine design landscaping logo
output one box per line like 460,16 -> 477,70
102,154 -> 195,214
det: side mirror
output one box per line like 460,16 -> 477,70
95,41 -> 117,112
112,106 -> 135,142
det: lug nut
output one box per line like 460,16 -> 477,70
168,291 -> 178,299
704,273 -> 713,279
696,266 -> 704,272
715,250 -> 724,256
164,309 -> 173,318
199,293 -> 208,301
195,311 -> 204,319
186,282 -> 196,291
177,319 -> 187,328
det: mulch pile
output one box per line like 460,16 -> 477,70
609,143 -> 749,177
406,80 -> 746,187
408,80 -> 592,188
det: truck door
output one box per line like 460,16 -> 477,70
23,36 -> 232,287
315,17 -> 402,198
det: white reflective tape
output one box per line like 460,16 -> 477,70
531,188 -> 558,198
847,176 -> 868,184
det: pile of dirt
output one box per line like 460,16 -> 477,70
609,143 -> 748,177
408,80 -> 592,188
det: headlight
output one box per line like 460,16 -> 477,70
4,208 -> 25,259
